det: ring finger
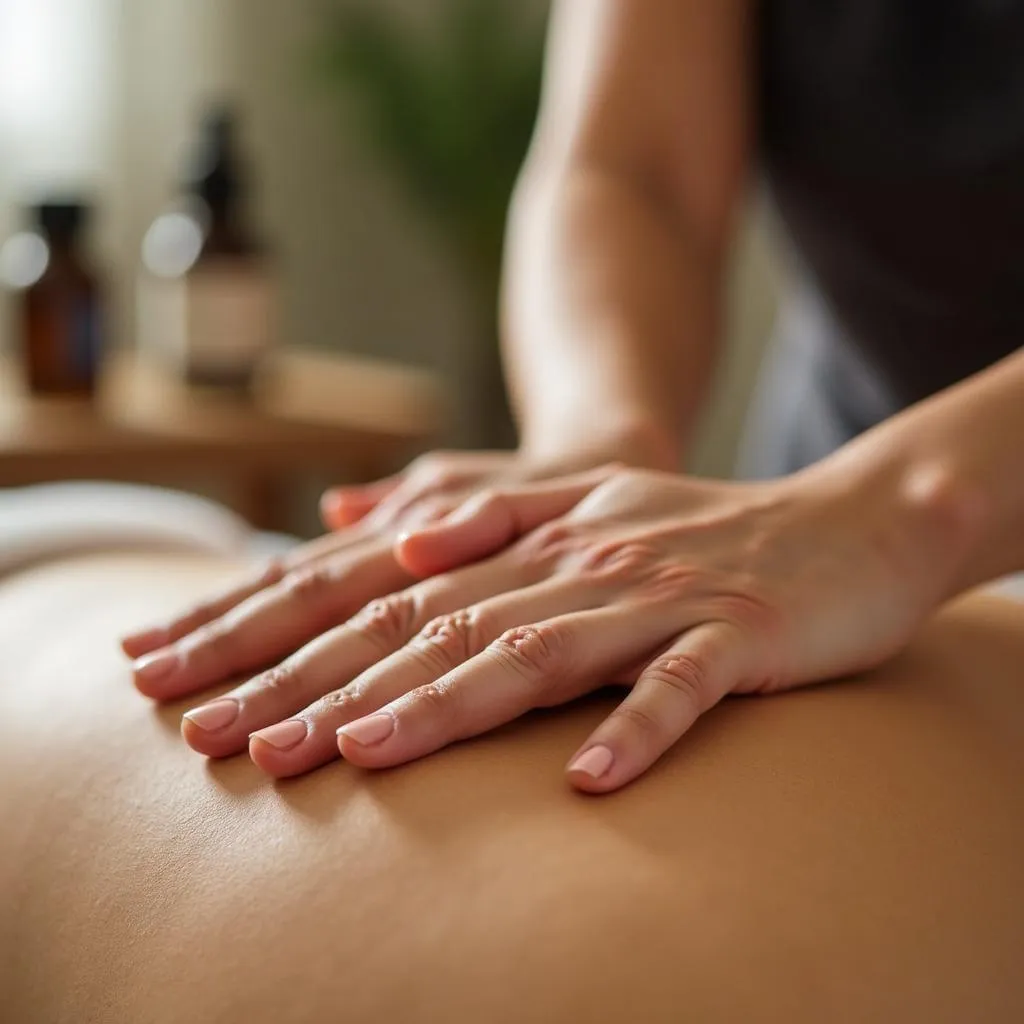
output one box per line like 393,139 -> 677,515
247,573 -> 610,777
335,600 -> 693,772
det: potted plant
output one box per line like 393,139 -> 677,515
314,0 -> 546,446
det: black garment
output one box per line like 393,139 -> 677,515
738,0 -> 1024,478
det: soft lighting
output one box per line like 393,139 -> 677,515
142,212 -> 205,279
0,233 -> 50,289
0,0 -> 115,186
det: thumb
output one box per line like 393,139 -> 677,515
394,468 -> 611,577
320,475 -> 403,529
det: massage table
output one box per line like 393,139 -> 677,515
1,550 -> 1022,1023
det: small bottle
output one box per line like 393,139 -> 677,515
138,108 -> 275,391
2,202 -> 104,398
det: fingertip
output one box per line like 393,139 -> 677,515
248,734 -> 303,778
180,715 -> 210,753
319,489 -> 371,530
131,649 -> 180,700
319,494 -> 350,530
336,731 -> 392,769
180,715 -> 232,758
392,527 -> 446,578
120,627 -> 166,660
335,733 -> 364,765
566,768 -> 621,794
565,743 -> 626,794
132,670 -> 169,701
121,639 -> 143,660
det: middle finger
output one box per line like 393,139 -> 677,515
182,550 -> 541,762
247,573 -> 607,776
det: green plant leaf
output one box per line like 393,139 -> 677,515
312,0 -> 545,286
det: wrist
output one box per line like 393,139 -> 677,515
804,439 -> 988,607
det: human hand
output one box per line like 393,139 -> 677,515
120,449 -> 615,705
175,458 -> 966,791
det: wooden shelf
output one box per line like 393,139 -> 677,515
0,350 -> 447,528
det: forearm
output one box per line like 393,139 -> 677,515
824,347 -> 1024,596
501,160 -> 725,471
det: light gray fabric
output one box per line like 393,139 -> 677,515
735,279 -> 899,481
0,482 -> 298,576
991,574 -> 1024,602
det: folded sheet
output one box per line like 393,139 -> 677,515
0,482 -> 270,576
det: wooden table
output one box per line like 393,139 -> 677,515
0,350 -> 445,531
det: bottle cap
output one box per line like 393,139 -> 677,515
35,202 -> 89,242
188,105 -> 244,210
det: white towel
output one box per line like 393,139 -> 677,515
0,482 -> 296,576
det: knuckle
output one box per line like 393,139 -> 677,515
408,678 -> 461,719
252,662 -> 300,696
513,521 -> 578,569
578,540 -> 660,584
633,564 -> 702,603
645,653 -> 710,712
404,496 -> 452,528
350,593 -> 419,654
257,558 -> 287,588
413,609 -> 484,669
612,702 -> 664,740
490,623 -> 570,682
283,565 -> 337,604
411,453 -> 461,494
315,685 -> 365,717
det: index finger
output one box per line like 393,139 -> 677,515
133,541 -> 413,701
120,527 -> 375,658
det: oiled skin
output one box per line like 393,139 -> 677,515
1,553 -> 1022,1024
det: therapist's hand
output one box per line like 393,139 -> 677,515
178,458 -> 967,792
121,445 -> 659,702
121,451 -> 548,698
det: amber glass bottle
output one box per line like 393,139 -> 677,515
20,202 -> 104,398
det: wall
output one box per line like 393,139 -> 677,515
0,0 -> 118,348
1,0 -> 779,478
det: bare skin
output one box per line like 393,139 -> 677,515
122,1 -> 1024,792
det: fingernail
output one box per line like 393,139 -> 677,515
251,719 -> 308,752
122,627 -> 166,652
133,650 -> 179,684
337,712 -> 395,747
183,699 -> 239,733
568,745 -> 614,779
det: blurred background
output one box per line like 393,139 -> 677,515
0,0 -> 780,540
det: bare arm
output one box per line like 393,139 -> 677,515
823,346 -> 1024,594
502,0 -> 753,469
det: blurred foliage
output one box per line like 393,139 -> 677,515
314,0 -> 545,299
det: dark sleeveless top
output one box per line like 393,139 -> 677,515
738,1 -> 1024,477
